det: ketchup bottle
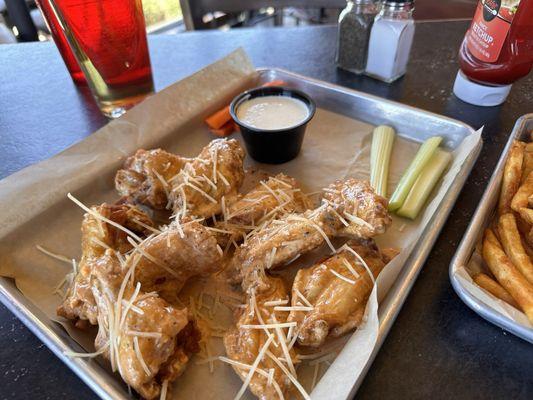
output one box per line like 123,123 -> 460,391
453,0 -> 533,106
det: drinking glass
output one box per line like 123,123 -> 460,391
36,0 -> 86,85
48,0 -> 155,118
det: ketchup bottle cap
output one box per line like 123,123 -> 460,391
453,70 -> 512,107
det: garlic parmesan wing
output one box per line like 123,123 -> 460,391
57,203 -> 154,325
227,173 -> 310,227
170,139 -> 245,220
115,148 -> 192,210
91,253 -> 200,400
130,220 -> 223,305
322,179 -> 391,239
224,276 -> 300,400
231,179 -> 391,290
214,173 -> 311,245
287,239 -> 387,347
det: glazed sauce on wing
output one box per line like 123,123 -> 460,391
236,95 -> 309,131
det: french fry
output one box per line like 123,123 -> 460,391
482,229 -> 533,323
518,207 -> 533,225
511,170 -> 533,212
522,238 -> 533,259
497,213 -> 533,284
529,194 -> 533,208
499,141 -> 525,215
474,273 -> 519,308
523,143 -> 533,183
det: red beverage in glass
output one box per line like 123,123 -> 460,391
36,0 -> 86,85
49,0 -> 154,118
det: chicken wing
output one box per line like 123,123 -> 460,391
224,275 -> 299,400
287,239 -> 388,347
57,203 -> 154,325
115,148 -> 192,209
322,178 -> 391,239
231,179 -> 391,290
91,252 -> 200,400
214,173 -> 310,245
170,139 -> 245,220
130,219 -> 223,305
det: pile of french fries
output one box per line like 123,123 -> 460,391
476,140 -> 533,324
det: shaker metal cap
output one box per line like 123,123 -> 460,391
384,0 -> 414,4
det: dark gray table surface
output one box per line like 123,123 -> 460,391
1,21 -> 533,400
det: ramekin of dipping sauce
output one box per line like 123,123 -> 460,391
230,86 -> 316,164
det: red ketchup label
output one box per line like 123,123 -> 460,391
466,0 -> 520,62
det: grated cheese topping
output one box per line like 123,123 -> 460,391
67,193 -> 143,242
133,336 -> 151,376
160,380 -> 169,400
265,350 -> 310,400
339,244 -> 376,285
233,335 -> 274,400
240,322 -> 297,330
36,245 -> 72,264
341,257 -> 361,279
294,289 -> 313,308
328,268 -> 356,285
287,215 -> 336,253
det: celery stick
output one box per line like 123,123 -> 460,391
397,149 -> 452,219
388,136 -> 442,211
370,125 -> 396,198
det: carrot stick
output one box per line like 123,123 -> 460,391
210,120 -> 237,137
205,80 -> 287,130
262,79 -> 286,87
205,107 -> 231,130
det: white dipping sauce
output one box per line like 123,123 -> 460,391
236,95 -> 309,130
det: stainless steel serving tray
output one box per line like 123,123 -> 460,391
0,68 -> 482,399
450,114 -> 533,344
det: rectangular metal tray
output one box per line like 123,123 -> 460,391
450,114 -> 533,344
0,68 -> 482,399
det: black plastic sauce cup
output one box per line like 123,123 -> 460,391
229,86 -> 316,164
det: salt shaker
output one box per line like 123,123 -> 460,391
365,0 -> 415,82
335,0 -> 379,74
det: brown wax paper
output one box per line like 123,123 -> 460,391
0,48 -> 481,399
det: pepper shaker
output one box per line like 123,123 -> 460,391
365,0 -> 415,82
335,0 -> 379,74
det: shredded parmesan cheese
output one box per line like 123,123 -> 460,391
328,268 -> 356,285
64,344 -> 109,358
160,380 -> 169,400
133,336 -> 151,376
295,289 -> 313,308
240,322 -> 297,330
260,181 -> 283,205
217,171 -> 230,187
184,182 -> 218,203
36,245 -> 72,264
233,335 -> 274,400
271,315 -> 297,377
131,218 -> 161,234
267,368 -> 275,386
263,299 -> 289,307
265,350 -> 310,400
287,215 -> 336,253
342,211 -> 373,229
126,331 -> 162,339
339,244 -> 376,285
274,306 -> 313,312
67,193 -> 143,242
341,257 -> 361,279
